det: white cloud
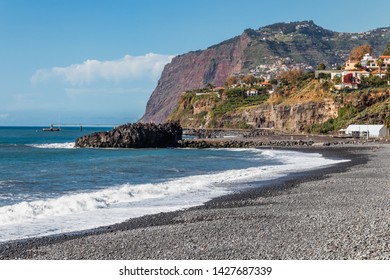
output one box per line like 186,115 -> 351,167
31,53 -> 175,86
0,113 -> 9,119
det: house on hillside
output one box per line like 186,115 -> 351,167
341,70 -> 371,89
345,59 -> 361,70
379,55 -> 390,68
259,81 -> 271,87
314,70 -> 343,79
362,54 -> 390,77
342,72 -> 359,89
246,88 -> 258,96
345,124 -> 389,138
333,52 -> 390,89
360,53 -> 376,68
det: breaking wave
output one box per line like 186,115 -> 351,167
27,142 -> 75,149
0,149 -> 349,241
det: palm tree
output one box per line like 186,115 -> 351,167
377,58 -> 384,78
386,66 -> 390,85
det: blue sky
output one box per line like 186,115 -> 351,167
1,0 -> 389,126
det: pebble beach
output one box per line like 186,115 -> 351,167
0,144 -> 389,260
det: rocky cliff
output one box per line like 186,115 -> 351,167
140,20 -> 390,123
218,101 -> 337,133
168,77 -> 390,133
75,122 -> 182,148
141,34 -> 250,123
168,79 -> 339,133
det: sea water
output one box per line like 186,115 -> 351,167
0,126 -> 347,242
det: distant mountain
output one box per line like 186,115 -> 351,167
140,20 -> 390,123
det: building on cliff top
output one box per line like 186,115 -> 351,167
246,88 -> 258,96
317,52 -> 390,90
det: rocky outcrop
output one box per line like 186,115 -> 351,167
140,21 -> 390,123
75,122 -> 182,148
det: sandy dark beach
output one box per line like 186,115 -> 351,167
0,144 -> 389,260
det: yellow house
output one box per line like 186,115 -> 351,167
345,59 -> 360,70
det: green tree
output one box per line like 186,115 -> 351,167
255,76 -> 265,83
360,75 -> 370,85
385,66 -> 390,83
368,75 -> 385,87
318,73 -> 331,79
332,75 -> 341,84
377,58 -> 384,77
354,63 -> 362,69
316,63 -> 326,70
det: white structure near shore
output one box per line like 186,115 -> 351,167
345,124 -> 389,138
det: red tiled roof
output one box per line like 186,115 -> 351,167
371,69 -> 385,74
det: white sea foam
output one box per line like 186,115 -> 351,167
27,142 -> 75,149
0,149 -> 349,242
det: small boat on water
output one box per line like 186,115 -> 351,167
42,124 -> 60,131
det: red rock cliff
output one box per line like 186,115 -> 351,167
140,33 -> 250,123
140,21 -> 390,124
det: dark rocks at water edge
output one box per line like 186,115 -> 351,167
179,138 -> 390,148
180,139 -> 314,148
75,122 -> 182,148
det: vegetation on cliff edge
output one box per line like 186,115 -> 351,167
168,70 -> 390,133
167,87 -> 270,129
305,88 -> 390,133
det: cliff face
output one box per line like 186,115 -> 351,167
168,78 -> 390,133
220,100 -> 338,133
140,21 -> 390,124
168,80 -> 338,133
141,34 -> 250,123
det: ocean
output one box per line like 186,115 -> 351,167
0,126 -> 347,242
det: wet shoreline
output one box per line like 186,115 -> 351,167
1,144 -> 388,259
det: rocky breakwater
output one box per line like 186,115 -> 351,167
179,139 -> 315,148
75,122 -> 182,148
180,137 -> 390,149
